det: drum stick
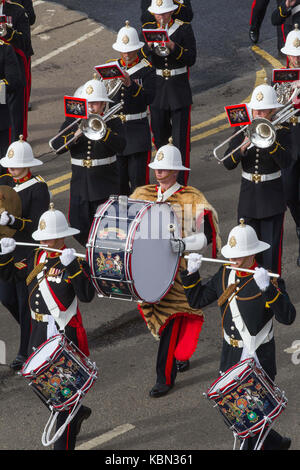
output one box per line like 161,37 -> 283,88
184,255 -> 237,265
226,266 -> 280,278
15,242 -> 86,259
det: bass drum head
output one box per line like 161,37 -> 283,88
130,203 -> 181,303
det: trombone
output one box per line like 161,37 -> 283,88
213,83 -> 300,163
49,101 -> 124,153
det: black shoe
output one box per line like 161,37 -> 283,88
9,355 -> 27,371
279,437 -> 291,450
149,383 -> 173,398
176,360 -> 190,372
249,28 -> 259,44
75,406 -> 92,436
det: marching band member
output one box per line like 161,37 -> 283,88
222,82 -> 292,275
140,0 -> 193,23
141,0 -> 197,186
272,0 -> 300,50
0,203 -> 95,450
50,76 -> 126,247
0,0 -> 32,139
0,39 -> 23,161
181,220 -> 296,449
278,25 -> 300,266
130,139 -> 221,397
111,20 -> 155,194
0,136 -> 50,370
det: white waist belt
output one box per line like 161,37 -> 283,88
124,111 -> 147,121
71,156 -> 116,167
223,329 -> 274,349
156,66 -> 187,78
31,311 -> 50,322
242,170 -> 281,183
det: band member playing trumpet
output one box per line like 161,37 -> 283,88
50,76 -> 126,247
276,25 -> 300,266
111,20 -> 155,194
140,0 -> 193,23
180,220 -> 296,449
222,82 -> 292,275
130,139 -> 221,397
0,203 -> 95,450
0,136 -> 50,370
141,0 -> 197,185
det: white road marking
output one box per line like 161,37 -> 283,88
33,0 -> 46,5
76,423 -> 135,451
31,26 -> 104,68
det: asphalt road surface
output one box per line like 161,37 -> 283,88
0,0 -> 299,454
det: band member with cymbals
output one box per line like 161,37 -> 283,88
222,81 -> 292,275
0,203 -> 95,450
181,219 -> 296,449
50,75 -> 126,247
0,135 -> 50,370
141,0 -> 196,186
111,20 -> 155,194
130,138 -> 221,397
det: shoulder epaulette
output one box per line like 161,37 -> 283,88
0,173 -> 12,178
175,19 -> 189,25
141,58 -> 152,68
7,1 -> 24,9
142,21 -> 156,28
34,175 -> 47,183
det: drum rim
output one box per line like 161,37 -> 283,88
21,334 -> 64,378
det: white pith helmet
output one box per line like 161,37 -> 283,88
0,135 -> 42,168
80,74 -> 113,103
221,219 -> 270,258
148,0 -> 177,14
148,138 -> 190,171
113,20 -> 144,53
281,23 -> 300,56
32,203 -> 80,241
248,81 -> 283,110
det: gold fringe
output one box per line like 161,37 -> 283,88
26,263 -> 45,286
217,282 -> 239,306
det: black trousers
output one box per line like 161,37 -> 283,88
241,213 -> 285,275
282,157 -> 300,228
156,317 -> 182,386
68,194 -> 108,247
150,105 -> 191,186
117,151 -> 150,196
0,278 -> 31,358
250,0 -> 285,50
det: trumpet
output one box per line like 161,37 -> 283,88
49,101 -> 124,153
213,84 -> 300,163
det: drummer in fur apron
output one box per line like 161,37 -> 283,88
0,203 -> 95,451
130,139 -> 221,398
181,219 -> 296,450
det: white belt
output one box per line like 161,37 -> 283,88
156,66 -> 187,78
242,170 -> 281,183
123,111 -> 147,121
31,310 -> 50,323
223,329 -> 274,349
71,156 -> 116,167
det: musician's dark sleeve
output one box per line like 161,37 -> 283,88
3,43 -> 23,93
50,117 -> 80,155
10,182 -> 50,234
222,129 -> 244,170
65,258 -> 95,303
267,125 -> 292,169
20,0 -> 36,25
0,253 -> 27,282
4,10 -> 30,55
180,268 -> 220,310
99,117 -> 126,155
262,277 -> 296,325
171,23 -> 196,68
271,1 -> 291,25
124,66 -> 156,109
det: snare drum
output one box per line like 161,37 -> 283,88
205,359 -> 287,445
87,196 -> 181,303
21,334 -> 98,412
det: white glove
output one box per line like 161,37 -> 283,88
187,253 -> 203,274
253,267 -> 270,291
59,248 -> 77,266
0,237 -> 16,254
183,232 -> 207,252
0,211 -> 15,226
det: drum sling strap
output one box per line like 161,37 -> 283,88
227,269 -> 273,358
36,252 -> 78,333
156,182 -> 181,202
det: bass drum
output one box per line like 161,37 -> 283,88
87,195 -> 181,304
